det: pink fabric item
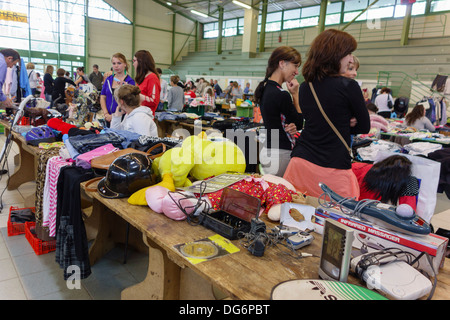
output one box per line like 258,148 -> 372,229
42,156 -> 73,237
75,143 -> 118,169
145,186 -> 169,213
370,114 -> 389,132
283,157 -> 360,199
162,192 -> 197,221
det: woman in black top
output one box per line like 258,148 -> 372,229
52,68 -> 76,104
283,29 -> 370,199
254,46 -> 303,177
43,65 -> 54,106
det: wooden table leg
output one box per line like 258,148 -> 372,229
121,234 -> 181,300
7,137 -> 36,190
88,199 -> 115,266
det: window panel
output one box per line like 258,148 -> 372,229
204,22 -> 216,31
223,28 -> 237,37
0,22 -> 29,38
367,6 -> 394,19
0,2 -> 28,13
301,5 -> 320,18
283,19 -> 300,30
224,19 -> 237,28
201,0 -> 449,39
325,13 -> 341,25
60,33 -> 84,45
31,0 -> 58,12
88,0 -> 131,24
60,0 -> 84,14
394,4 -> 406,17
31,40 -> 58,53
431,0 -> 450,12
30,29 -> 58,42
72,60 -> 84,67
344,0 -> 369,11
326,2 -> 342,14
343,11 -> 367,22
267,11 -> 282,22
266,21 -> 281,32
412,1 -> 426,14
0,0 -> 28,7
45,59 -> 58,64
204,30 -> 218,38
284,8 -> 300,20
0,36 -> 28,50
372,0 -> 396,7
60,43 -> 83,55
31,58 -> 45,64
300,16 -> 319,27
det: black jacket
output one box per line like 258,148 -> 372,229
52,76 -> 76,103
43,73 -> 54,95
292,76 -> 370,169
259,80 -> 303,150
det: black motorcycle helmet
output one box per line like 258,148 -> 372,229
97,153 -> 157,199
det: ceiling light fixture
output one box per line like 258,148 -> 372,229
232,0 -> 252,9
190,9 -> 208,18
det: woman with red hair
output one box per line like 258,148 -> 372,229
284,29 -> 370,198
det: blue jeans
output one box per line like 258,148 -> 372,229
45,93 -> 53,108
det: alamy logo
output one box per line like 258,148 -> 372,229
66,265 -> 81,289
168,126 -> 282,172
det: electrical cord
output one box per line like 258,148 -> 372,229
237,226 -> 317,259
353,247 -> 437,300
167,180 -> 210,226
318,190 -> 383,220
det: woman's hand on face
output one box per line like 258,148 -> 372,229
113,101 -> 126,117
104,113 -> 112,122
286,79 -> 300,95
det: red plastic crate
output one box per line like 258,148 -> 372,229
25,222 -> 56,255
7,206 -> 36,236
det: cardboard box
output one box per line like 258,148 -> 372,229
314,205 -> 448,275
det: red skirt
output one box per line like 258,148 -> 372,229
283,157 -> 360,199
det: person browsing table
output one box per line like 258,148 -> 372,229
0,49 -> 20,108
254,46 -> 303,177
100,53 -> 135,126
111,84 -> 158,137
284,29 -> 370,199
133,50 -> 160,117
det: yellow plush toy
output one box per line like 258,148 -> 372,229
128,132 -> 247,206
128,136 -> 196,205
190,139 -> 246,180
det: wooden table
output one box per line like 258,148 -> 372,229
0,120 -> 40,191
82,180 -> 450,300
155,119 -> 213,138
